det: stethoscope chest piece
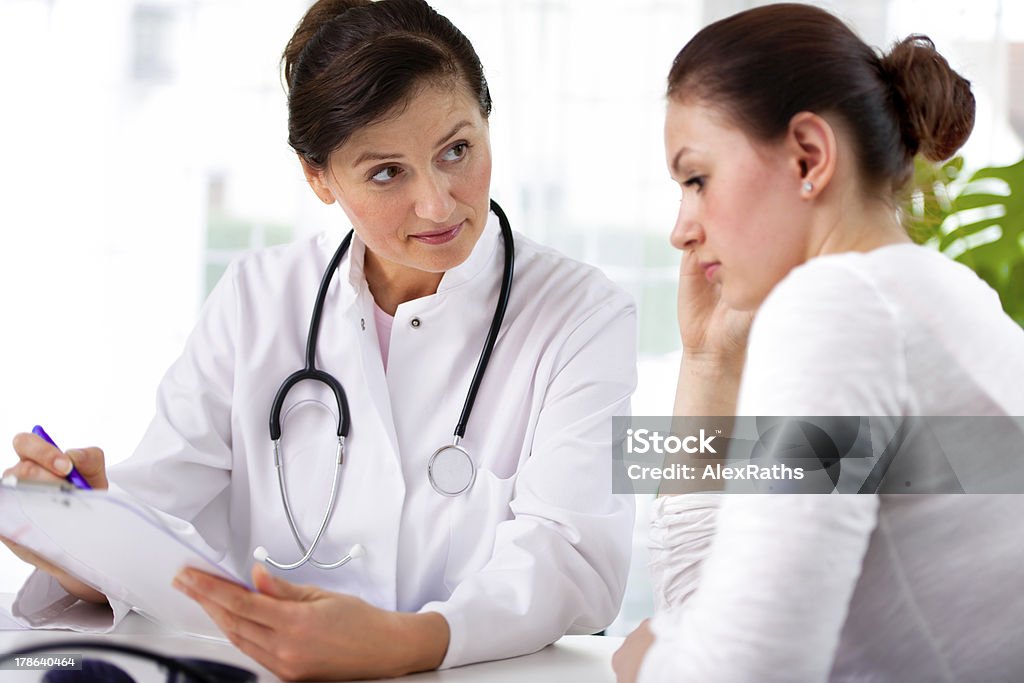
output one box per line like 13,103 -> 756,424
428,441 -> 476,497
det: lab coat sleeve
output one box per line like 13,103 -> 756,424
108,260 -> 238,540
420,294 -> 638,668
10,261 -> 240,630
9,570 -> 132,633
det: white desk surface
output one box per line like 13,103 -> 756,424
0,610 -> 623,682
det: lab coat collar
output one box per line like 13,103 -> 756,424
337,207 -> 502,296
344,231 -> 370,292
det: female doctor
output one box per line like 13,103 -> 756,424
1,0 -> 637,679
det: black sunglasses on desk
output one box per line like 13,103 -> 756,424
0,640 -> 256,683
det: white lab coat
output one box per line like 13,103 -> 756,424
13,210 -> 638,668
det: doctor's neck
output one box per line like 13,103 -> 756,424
364,249 -> 444,316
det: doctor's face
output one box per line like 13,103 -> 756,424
306,82 -> 492,282
664,99 -> 809,310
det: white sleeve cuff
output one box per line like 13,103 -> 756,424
11,569 -> 132,632
417,599 -> 468,670
647,494 -> 721,612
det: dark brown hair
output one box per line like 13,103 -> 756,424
283,0 -> 491,169
667,3 -> 975,194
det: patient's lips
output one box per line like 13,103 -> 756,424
699,260 -> 721,282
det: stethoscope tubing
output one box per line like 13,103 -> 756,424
270,436 -> 348,570
263,200 -> 514,569
455,199 -> 515,439
268,231 -> 354,442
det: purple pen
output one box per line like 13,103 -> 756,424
31,425 -> 92,490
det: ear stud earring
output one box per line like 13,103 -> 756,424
802,181 -> 814,193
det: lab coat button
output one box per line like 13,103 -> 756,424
360,318 -> 366,331
410,317 -> 421,328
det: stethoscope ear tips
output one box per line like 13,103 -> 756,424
348,543 -> 366,560
253,546 -> 269,563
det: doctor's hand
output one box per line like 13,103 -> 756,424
612,619 -> 656,683
0,536 -> 108,604
174,564 -> 451,681
0,433 -> 110,605
6,432 -> 109,490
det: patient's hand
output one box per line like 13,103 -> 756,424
612,619 -> 656,683
677,249 -> 753,361
673,250 -> 753,418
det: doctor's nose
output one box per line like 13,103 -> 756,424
670,204 -> 704,252
413,171 -> 457,224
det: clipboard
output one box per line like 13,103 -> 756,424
0,478 -> 250,639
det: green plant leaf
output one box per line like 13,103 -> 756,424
940,216 -> 1003,250
906,156 -> 963,244
952,192 -> 1009,211
904,156 -> 1024,328
941,158 -> 1024,321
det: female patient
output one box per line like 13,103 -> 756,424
615,4 -> 1024,682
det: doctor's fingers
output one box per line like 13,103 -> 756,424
195,602 -> 341,683
11,432 -> 64,476
174,583 -> 300,676
0,535 -> 58,573
202,602 -> 321,683
183,588 -> 276,654
2,459 -> 65,485
216,628 -> 295,682
0,535 -> 106,603
10,433 -> 107,489
174,569 -> 288,629
64,447 -> 107,489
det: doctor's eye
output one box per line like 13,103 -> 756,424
440,142 -> 470,162
370,165 -> 403,184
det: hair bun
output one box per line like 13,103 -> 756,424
880,35 -> 975,162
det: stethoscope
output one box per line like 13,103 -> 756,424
254,200 -> 514,571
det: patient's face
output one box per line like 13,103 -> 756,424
664,99 -> 810,310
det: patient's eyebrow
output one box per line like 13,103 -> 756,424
671,146 -> 695,176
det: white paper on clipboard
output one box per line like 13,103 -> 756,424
0,480 -> 251,639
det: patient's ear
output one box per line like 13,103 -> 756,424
299,156 -> 336,205
785,111 -> 837,199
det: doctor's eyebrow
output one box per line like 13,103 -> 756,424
433,120 -> 472,148
352,120 -> 474,167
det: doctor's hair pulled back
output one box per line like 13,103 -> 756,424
666,3 -> 975,194
283,0 -> 491,169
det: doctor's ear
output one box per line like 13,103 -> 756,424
299,156 -> 336,205
784,111 -> 837,198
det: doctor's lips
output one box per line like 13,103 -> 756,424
410,220 -> 464,245
699,260 -> 721,281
